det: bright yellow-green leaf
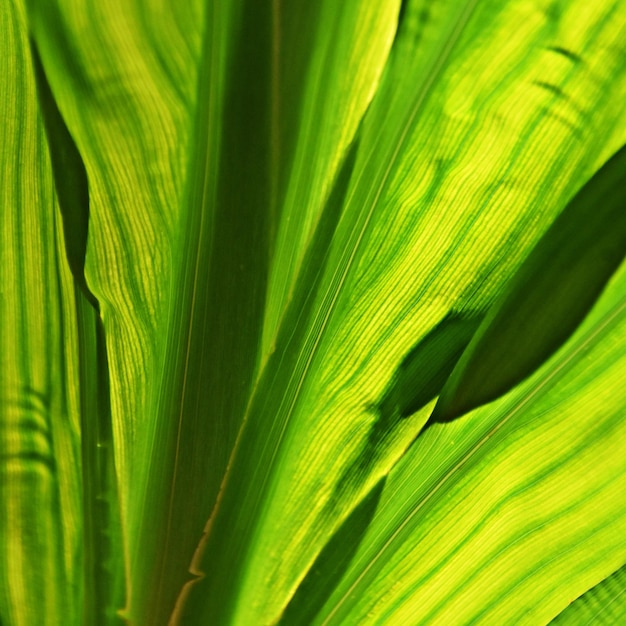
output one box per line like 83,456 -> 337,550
552,563 -> 626,624
2,0 -> 626,624
314,255 -> 626,625
432,144 -> 626,424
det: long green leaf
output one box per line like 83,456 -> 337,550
25,1 -> 204,620
4,0 -> 626,624
1,1 -> 83,623
26,0 -> 203,543
31,37 -> 124,624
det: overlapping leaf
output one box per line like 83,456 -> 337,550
181,1 -> 626,624
313,219 -> 626,626
431,143 -> 626,423
2,0 -> 626,624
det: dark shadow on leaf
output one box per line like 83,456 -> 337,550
328,312 -> 481,509
376,312 -> 483,423
430,144 -> 626,425
30,40 -> 97,310
277,477 -> 386,626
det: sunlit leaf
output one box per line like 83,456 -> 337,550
2,0 -> 626,624
431,143 -> 626,424
552,563 -> 626,624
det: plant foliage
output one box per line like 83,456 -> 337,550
1,0 -> 626,624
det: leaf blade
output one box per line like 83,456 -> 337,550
316,257 -> 626,625
431,143 -> 626,424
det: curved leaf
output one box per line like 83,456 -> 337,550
315,256 -> 626,625
431,143 -> 626,424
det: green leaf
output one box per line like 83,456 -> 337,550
277,477 -> 387,626
25,0 -> 203,620
261,0 -> 401,361
552,563 -> 626,624
431,143 -> 626,424
3,0 -> 626,624
26,0 -> 202,516
0,1 -> 83,623
177,1 -> 626,624
314,255 -> 626,625
31,36 -> 124,625
29,41 -> 92,305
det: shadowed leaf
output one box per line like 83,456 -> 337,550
431,144 -> 626,424
277,478 -> 386,626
